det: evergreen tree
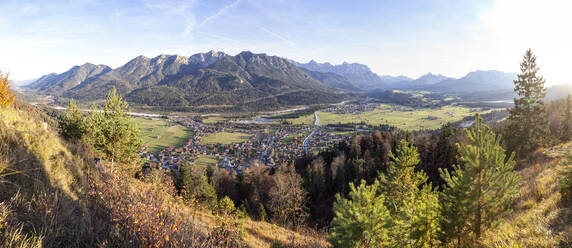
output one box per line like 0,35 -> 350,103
329,180 -> 390,248
378,140 -> 440,247
560,94 -> 572,141
439,114 -> 519,245
216,196 -> 236,216
505,49 -> 549,156
86,88 -> 141,166
257,203 -> 267,222
60,99 -> 86,140
179,160 -> 217,208
0,71 -> 15,107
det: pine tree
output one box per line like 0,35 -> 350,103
60,99 -> 86,140
329,180 -> 390,248
505,49 -> 549,156
0,71 -> 15,107
86,88 -> 141,167
439,114 -> 519,245
378,140 -> 440,247
257,203 -> 267,222
179,160 -> 217,208
560,94 -> 572,141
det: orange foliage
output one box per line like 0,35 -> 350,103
88,168 -> 246,247
0,71 -> 15,107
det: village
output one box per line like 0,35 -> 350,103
139,115 -> 352,174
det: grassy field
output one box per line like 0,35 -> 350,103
135,117 -> 194,154
193,155 -> 219,168
285,113 -> 315,125
316,105 -> 497,130
199,131 -> 251,145
202,116 -> 227,124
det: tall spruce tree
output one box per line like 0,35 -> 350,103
439,114 -> 519,246
86,88 -> 141,167
560,94 -> 572,141
505,49 -> 549,156
378,140 -> 440,247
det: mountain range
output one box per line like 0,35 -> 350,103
26,50 -> 570,110
27,51 -> 348,111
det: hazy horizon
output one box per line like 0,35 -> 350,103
1,0 -> 571,86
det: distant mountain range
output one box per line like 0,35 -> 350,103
26,50 -> 572,110
294,60 -> 394,89
393,70 -> 516,94
26,51 -> 347,111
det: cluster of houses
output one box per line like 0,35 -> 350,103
323,103 -> 380,115
139,117 -> 354,174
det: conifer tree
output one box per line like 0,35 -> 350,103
505,49 -> 549,156
439,114 -> 519,245
60,99 -> 86,140
257,203 -> 267,222
86,88 -> 141,166
378,140 -> 440,247
329,180 -> 390,248
0,71 -> 15,107
560,94 -> 572,141
179,160 -> 217,208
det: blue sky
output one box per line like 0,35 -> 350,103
1,0 -> 570,85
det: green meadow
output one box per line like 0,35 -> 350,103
316,105 -> 496,130
199,131 -> 252,145
135,117 -> 194,154
193,155 -> 219,168
202,116 -> 227,124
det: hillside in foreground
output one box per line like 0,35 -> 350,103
482,142 -> 572,246
0,105 -> 327,247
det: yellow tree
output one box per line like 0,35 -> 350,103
0,71 -> 15,106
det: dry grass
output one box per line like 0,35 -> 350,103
0,105 -> 327,247
481,142 -> 572,247
241,220 -> 329,248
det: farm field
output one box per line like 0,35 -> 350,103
315,105 -> 498,130
199,131 -> 252,145
284,113 -> 315,125
135,117 -> 194,154
202,116 -> 227,124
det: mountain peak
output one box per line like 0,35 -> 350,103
189,51 -> 229,67
296,60 -> 385,89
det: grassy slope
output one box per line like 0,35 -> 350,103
199,132 -> 252,145
482,142 -> 572,247
0,106 -> 91,246
135,117 -> 194,154
0,106 -> 325,247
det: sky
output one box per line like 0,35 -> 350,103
0,0 -> 571,85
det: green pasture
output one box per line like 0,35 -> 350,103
199,131 -> 252,145
193,155 -> 219,168
316,105 -> 496,130
135,117 -> 194,154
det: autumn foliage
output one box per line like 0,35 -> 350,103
0,71 -> 15,107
